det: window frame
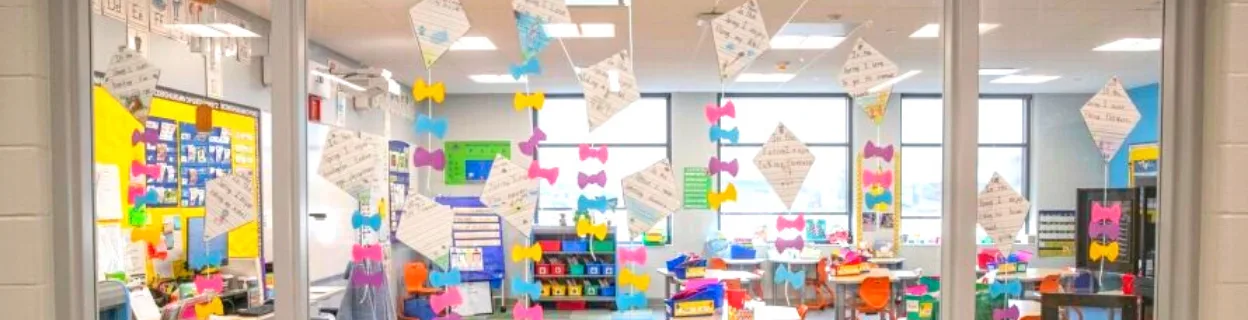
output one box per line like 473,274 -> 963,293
531,93 -> 674,244
713,93 -> 856,242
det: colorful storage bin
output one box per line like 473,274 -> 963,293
562,240 -> 589,252
585,281 -> 600,296
541,281 -> 551,297
551,282 -> 567,296
591,239 -> 615,252
537,263 -> 552,275
602,263 -> 615,275
730,244 -> 757,259
600,283 -> 616,296
551,262 -> 567,275
569,262 -> 586,275
568,282 -> 583,296
537,240 -> 562,253
587,262 -> 603,275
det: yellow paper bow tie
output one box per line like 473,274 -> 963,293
1089,241 -> 1119,262
412,78 -> 446,104
131,226 -> 162,245
576,217 -> 609,241
619,268 -> 651,291
514,91 -> 545,111
377,198 -> 387,217
194,297 -> 224,320
511,243 -> 543,263
707,183 -> 738,210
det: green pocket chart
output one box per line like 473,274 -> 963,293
444,141 -> 512,185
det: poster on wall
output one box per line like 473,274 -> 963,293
206,40 -> 225,99
144,118 -> 180,207
149,0 -> 171,37
103,0 -> 127,22
1038,210 -> 1077,257
444,141 -> 511,185
128,0 -> 150,29
388,141 -> 411,241
179,124 -> 233,207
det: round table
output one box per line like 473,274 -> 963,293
828,269 -> 919,320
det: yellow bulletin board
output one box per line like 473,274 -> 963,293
93,86 -> 263,271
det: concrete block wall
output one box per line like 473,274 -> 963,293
0,0 -> 54,319
1203,0 -> 1248,318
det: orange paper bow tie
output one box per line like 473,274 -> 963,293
412,78 -> 446,104
707,183 -> 738,210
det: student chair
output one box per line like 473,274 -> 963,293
797,304 -> 810,320
853,276 -> 897,320
803,258 -> 834,310
709,257 -> 728,270
399,262 -> 441,320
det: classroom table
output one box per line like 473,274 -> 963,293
867,257 -> 906,270
655,268 -> 762,299
725,258 -> 766,267
767,257 -> 821,305
987,268 -> 1078,282
749,305 -> 802,320
828,269 -> 919,320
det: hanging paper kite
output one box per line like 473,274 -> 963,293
578,50 -> 640,131
753,123 -> 816,210
408,0 -> 472,67
621,159 -> 681,237
1080,77 -> 1141,161
710,0 -> 770,81
976,173 -> 1031,253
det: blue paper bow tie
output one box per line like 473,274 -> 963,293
577,195 -> 611,213
989,279 -> 1023,298
352,210 -> 382,231
510,57 -> 542,80
510,278 -> 542,300
430,269 -> 462,287
415,114 -> 449,139
616,292 -> 647,310
864,190 -> 894,210
773,264 -> 806,290
709,124 -> 740,144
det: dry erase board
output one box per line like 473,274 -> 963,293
444,141 -> 511,185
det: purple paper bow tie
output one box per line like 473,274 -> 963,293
350,267 -> 384,288
132,129 -> 156,145
1089,220 -> 1120,240
775,237 -> 805,253
527,161 -> 559,184
519,127 -> 546,157
413,147 -> 446,170
992,306 -> 1020,320
578,171 -> 606,189
704,100 -> 736,123
864,140 -> 895,162
579,144 -> 608,162
708,157 -> 739,177
1091,201 -> 1121,225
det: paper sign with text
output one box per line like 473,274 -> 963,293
1080,77 -> 1141,161
398,193 -> 455,268
711,0 -> 769,81
318,128 -> 386,196
977,172 -> 1031,253
753,123 -> 816,210
104,48 -> 161,123
839,38 -> 899,98
622,159 -> 681,237
204,173 -> 256,240
480,155 -> 539,236
579,50 -> 640,131
410,0 -> 472,67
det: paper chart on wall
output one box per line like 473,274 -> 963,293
206,40 -> 225,99
622,159 -> 681,237
1080,77 -> 1141,161
977,172 -> 1031,253
204,173 -> 256,240
94,163 -> 124,221
129,288 -> 163,320
103,0 -> 127,21
128,0 -> 150,29
711,0 -> 769,81
579,50 -> 640,131
753,123 -> 816,210
397,193 -> 455,269
839,38 -> 900,98
149,0 -> 171,37
318,128 -> 387,196
410,0 -> 472,68
480,155 -> 539,237
104,48 -> 161,124
96,225 -> 128,280
512,0 -> 572,25
125,241 -> 148,276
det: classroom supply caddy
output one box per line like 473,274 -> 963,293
665,281 -> 724,319
530,226 -> 618,310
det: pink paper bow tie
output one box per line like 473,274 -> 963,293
776,214 -> 805,232
431,287 -> 463,312
863,169 -> 893,189
527,161 -> 559,184
1091,201 -> 1121,225
352,244 -> 383,262
704,101 -> 736,123
130,161 -> 159,178
413,147 -> 447,171
578,144 -> 608,162
775,237 -> 805,253
512,300 -> 545,320
194,274 -> 224,294
618,246 -> 647,265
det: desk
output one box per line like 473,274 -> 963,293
751,306 -> 802,320
988,268 -> 1077,282
725,258 -> 766,266
828,269 -> 919,320
868,257 -> 906,270
768,257 -> 820,305
655,268 -> 761,299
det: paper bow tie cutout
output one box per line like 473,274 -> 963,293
906,284 -> 930,296
577,171 -> 606,189
130,161 -> 160,178
131,226 -> 162,244
514,91 -> 545,111
775,237 -> 805,253
510,278 -> 542,300
510,57 -> 542,80
1089,220 -> 1121,240
512,300 -> 545,320
575,217 -> 609,240
865,189 -> 893,212
1089,241 -> 1120,262
616,292 -> 647,310
511,243 -> 543,263
352,244 -> 383,263
413,147 -> 447,171
415,114 -> 449,139
578,144 -> 608,162
413,78 -> 446,104
189,242 -> 225,270
127,204 -> 149,227
726,288 -> 746,310
1091,201 -> 1122,225
431,286 -> 463,311
993,306 -> 1020,320
194,297 -> 224,320
704,100 -> 736,123
352,210 -> 382,231
430,269 -> 463,287
194,274 -> 224,294
526,161 -> 559,184
131,129 -> 156,146
519,127 -> 546,157
709,124 -> 740,144
618,246 -> 647,265
146,242 -> 168,260
127,185 -> 147,205
707,183 -> 738,210
863,169 -> 894,189
774,264 -> 806,290
350,267 -> 384,288
619,268 -> 651,291
577,195 -> 610,213
989,279 -> 1023,298
776,214 -> 805,232
708,157 -> 739,177
864,141 -> 895,162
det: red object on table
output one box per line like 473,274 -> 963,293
1121,274 -> 1136,295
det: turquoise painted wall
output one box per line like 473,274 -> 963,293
1109,83 -> 1159,187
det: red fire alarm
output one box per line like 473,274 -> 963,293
308,94 -> 322,122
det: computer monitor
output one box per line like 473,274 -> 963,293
186,217 -> 229,269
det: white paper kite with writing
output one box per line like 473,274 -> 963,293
480,155 -> 539,237
204,173 -> 256,240
622,159 -> 681,237
1080,77 -> 1141,161
753,123 -> 816,210
711,0 -> 769,81
839,38 -> 899,98
579,50 -> 640,131
977,172 -> 1031,253
409,0 -> 472,67
104,48 -> 161,123
398,193 -> 455,268
317,128 -> 386,196
511,0 -> 572,24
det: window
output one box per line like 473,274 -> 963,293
717,96 -> 852,242
535,96 -> 671,242
899,96 -> 1031,245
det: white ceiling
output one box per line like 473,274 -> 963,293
230,0 -> 1164,94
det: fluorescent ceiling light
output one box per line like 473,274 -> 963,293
991,74 -> 1061,84
868,70 -> 922,93
310,70 -> 366,91
542,23 -> 616,38
579,23 -> 616,38
206,23 -> 262,37
1092,38 -> 1161,52
543,23 -> 581,38
566,0 -> 624,5
735,73 -> 796,83
166,24 -> 229,38
469,74 -> 529,84
770,35 -> 845,50
449,36 -> 497,51
979,68 -> 1022,76
909,23 -> 1000,38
